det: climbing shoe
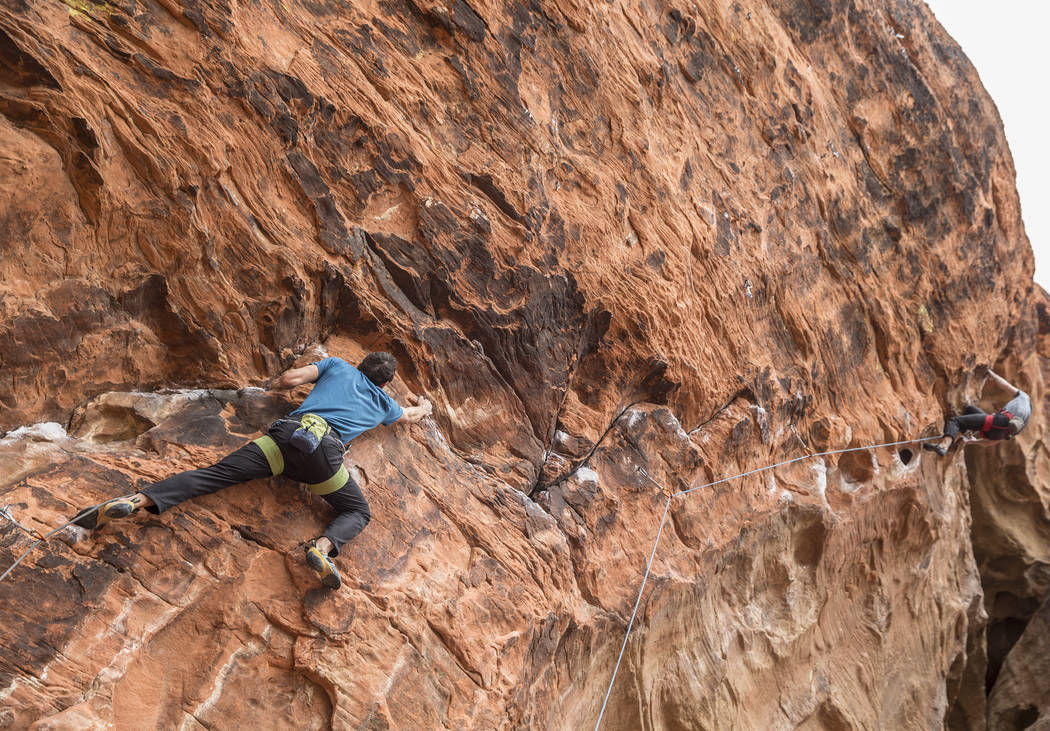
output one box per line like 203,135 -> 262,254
922,442 -> 948,457
305,541 -> 342,589
73,495 -> 141,530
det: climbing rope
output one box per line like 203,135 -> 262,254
0,504 -> 40,539
0,501 -> 107,584
593,434 -> 943,731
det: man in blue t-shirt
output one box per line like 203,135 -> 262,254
73,352 -> 432,589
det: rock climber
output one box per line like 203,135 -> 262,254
924,368 -> 1031,456
73,352 -> 432,590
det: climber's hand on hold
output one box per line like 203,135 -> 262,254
400,396 -> 433,423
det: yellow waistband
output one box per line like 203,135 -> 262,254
252,435 -> 284,476
253,433 -> 347,494
309,465 -> 349,495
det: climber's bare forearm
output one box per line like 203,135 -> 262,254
986,369 -> 1017,395
270,364 -> 319,390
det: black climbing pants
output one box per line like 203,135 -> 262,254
142,419 -> 371,556
944,405 -> 1009,440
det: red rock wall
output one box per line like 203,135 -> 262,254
1,0 -> 1047,728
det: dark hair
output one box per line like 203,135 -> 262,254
359,352 -> 397,386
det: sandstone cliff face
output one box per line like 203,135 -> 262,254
1,0 -> 1046,728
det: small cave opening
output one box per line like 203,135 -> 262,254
1011,705 -> 1040,730
898,448 -> 913,465
986,612 -> 1033,692
995,703 -> 1041,731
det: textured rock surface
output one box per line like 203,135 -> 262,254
988,594 -> 1050,730
1,0 -> 1048,728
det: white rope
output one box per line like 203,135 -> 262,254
675,435 -> 937,498
593,494 -> 671,727
593,434 -> 942,730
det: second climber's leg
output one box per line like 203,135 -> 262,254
926,411 -> 987,457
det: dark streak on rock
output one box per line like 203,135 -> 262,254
465,172 -> 525,224
451,0 -> 487,42
286,151 -> 354,256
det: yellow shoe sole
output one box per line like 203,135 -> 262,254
305,546 -> 342,589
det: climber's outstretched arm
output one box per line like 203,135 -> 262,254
986,369 -> 1019,395
270,364 -> 320,390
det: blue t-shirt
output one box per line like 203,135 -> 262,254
289,358 -> 403,442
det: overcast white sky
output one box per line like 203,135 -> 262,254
923,1 -> 1048,291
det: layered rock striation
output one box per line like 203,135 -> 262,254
1,0 -> 1047,728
